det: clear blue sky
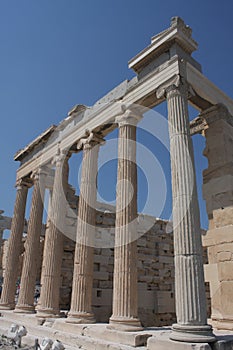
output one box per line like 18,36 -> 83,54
1,0 -> 233,231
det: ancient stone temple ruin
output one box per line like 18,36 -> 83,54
0,17 -> 232,350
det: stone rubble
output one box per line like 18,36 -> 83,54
0,335 -> 34,349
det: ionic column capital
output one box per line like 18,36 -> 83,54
52,149 -> 70,166
115,108 -> 142,127
15,178 -> 31,190
77,130 -> 105,150
31,166 -> 49,182
156,74 -> 190,99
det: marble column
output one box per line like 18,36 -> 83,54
0,179 -> 30,309
109,110 -> 142,331
36,188 -> 53,312
67,131 -> 104,324
157,75 -> 215,342
0,228 -> 4,278
15,168 -> 47,313
36,150 -> 69,318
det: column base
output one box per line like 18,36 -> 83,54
0,302 -> 15,310
14,304 -> 35,314
66,311 -> 96,324
108,316 -> 143,332
169,323 -> 216,343
36,307 -> 61,319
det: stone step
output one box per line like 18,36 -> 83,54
147,330 -> 233,350
0,311 -> 147,349
147,336 -> 212,350
1,311 -> 233,350
0,310 -> 39,327
53,319 -> 152,347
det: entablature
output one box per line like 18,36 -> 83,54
14,17 -> 233,182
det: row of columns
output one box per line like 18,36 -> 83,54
0,77 -> 215,342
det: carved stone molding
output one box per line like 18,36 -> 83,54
190,104 -> 233,136
199,103 -> 233,128
170,16 -> 192,38
190,116 -> 207,136
68,104 -> 88,117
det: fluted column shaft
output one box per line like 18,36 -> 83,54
15,168 -> 46,313
0,179 -> 29,309
36,188 -> 53,311
36,151 -> 69,318
165,78 -> 215,342
0,229 -> 4,277
109,110 -> 142,331
67,132 -> 104,323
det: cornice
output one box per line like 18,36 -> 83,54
129,17 -> 198,74
14,125 -> 57,162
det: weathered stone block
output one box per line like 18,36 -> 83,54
217,252 -> 232,262
213,207 -> 233,228
138,282 -> 147,290
147,336 -> 211,350
93,271 -> 109,281
99,280 -> 113,289
92,288 -> 112,306
102,215 -> 115,226
93,255 -> 110,265
101,249 -> 113,256
138,290 -> 156,308
212,339 -> 233,350
159,256 -> 174,264
203,226 -> 233,247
